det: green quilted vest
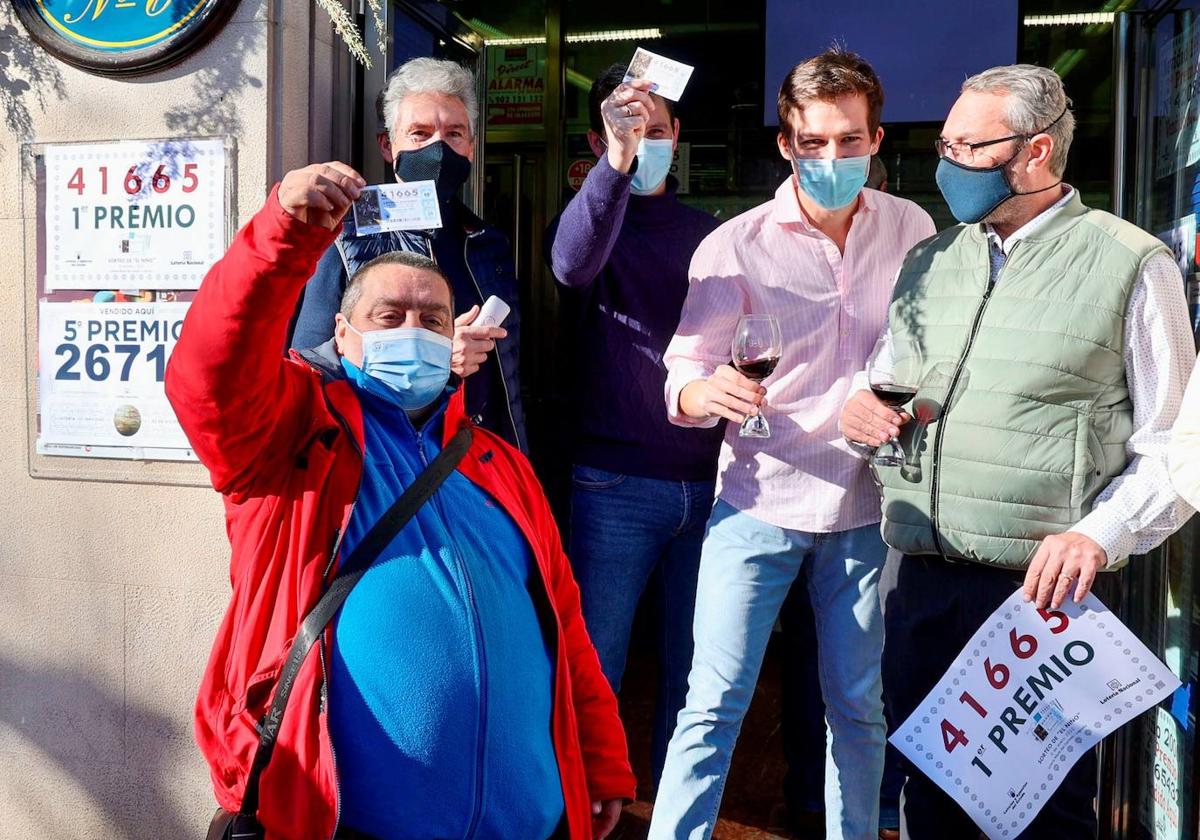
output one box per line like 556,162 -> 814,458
878,191 -> 1169,569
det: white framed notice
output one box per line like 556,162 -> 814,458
36,301 -> 196,461
892,589 -> 1180,840
43,138 -> 227,290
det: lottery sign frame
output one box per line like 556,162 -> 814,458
21,136 -> 236,486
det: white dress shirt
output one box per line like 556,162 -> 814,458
854,187 -> 1195,563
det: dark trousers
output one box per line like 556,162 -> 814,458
780,568 -> 828,816
880,553 -> 1099,840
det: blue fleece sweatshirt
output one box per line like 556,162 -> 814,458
328,365 -> 564,840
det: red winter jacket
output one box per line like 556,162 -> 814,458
165,188 -> 636,840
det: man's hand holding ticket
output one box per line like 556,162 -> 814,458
350,180 -> 443,236
622,47 -> 694,101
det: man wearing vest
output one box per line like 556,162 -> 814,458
841,64 -> 1195,837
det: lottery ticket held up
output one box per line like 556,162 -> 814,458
622,48 -> 694,102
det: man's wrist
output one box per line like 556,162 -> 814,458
606,144 -> 637,175
1065,521 -> 1125,568
678,380 -> 709,420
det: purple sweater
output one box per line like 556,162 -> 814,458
548,157 -> 724,482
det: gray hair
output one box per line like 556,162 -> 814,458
383,58 -> 479,143
340,250 -> 454,317
961,64 -> 1075,176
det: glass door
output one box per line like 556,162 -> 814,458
1109,7 -> 1200,839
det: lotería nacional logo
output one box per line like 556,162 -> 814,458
14,0 -> 241,76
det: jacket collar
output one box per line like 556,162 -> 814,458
293,339 -> 470,446
295,339 -> 343,381
966,186 -> 1086,245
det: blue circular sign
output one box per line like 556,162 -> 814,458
15,0 -> 241,75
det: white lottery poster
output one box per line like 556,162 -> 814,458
37,301 -> 196,461
43,139 -> 226,290
891,589 -> 1180,840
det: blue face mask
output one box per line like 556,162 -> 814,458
791,154 -> 871,210
342,324 -> 452,410
934,154 -> 1020,224
630,138 -> 675,195
934,152 -> 1063,225
935,107 -> 1068,224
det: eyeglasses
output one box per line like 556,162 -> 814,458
934,133 -> 1027,166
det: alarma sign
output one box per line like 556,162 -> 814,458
44,139 -> 226,290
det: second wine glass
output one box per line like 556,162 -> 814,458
867,336 -> 923,467
732,314 -> 782,439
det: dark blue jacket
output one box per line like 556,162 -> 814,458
290,203 -> 527,452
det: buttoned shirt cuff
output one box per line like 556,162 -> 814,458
665,364 -> 722,429
1068,512 -> 1136,568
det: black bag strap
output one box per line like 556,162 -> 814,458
239,426 -> 473,817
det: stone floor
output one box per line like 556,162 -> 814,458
611,801 -> 790,839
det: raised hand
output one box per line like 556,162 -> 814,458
278,162 -> 366,230
600,79 -> 657,173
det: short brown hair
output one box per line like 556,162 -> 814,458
777,47 -> 884,136
340,251 -> 454,318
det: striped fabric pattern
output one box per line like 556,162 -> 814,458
664,177 -> 936,533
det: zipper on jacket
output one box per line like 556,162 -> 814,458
319,639 -> 343,840
464,235 -> 521,448
929,241 -> 1017,560
418,434 -> 489,839
300,361 -> 365,840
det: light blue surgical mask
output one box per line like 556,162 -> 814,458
791,154 -> 871,210
342,324 -> 452,410
630,138 -> 675,195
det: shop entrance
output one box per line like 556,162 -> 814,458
1106,6 -> 1200,839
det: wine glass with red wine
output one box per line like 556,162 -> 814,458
904,363 -> 969,470
732,314 -> 782,439
867,336 -> 923,466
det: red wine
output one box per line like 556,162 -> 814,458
735,356 -> 780,381
871,384 -> 917,408
913,397 -> 941,424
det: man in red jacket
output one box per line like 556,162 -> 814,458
166,162 -> 635,840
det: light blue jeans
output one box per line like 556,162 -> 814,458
648,500 -> 888,840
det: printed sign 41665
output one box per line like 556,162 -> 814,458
66,162 -> 200,196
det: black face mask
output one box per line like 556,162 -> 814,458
394,140 -> 472,205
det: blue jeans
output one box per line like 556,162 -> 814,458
649,501 -> 888,840
781,577 -> 904,829
568,464 -> 716,788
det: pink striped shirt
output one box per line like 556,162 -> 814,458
664,178 -> 936,532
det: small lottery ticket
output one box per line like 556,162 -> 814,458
351,181 -> 442,235
622,47 -> 694,102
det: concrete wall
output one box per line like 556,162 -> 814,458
0,2 -> 348,835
